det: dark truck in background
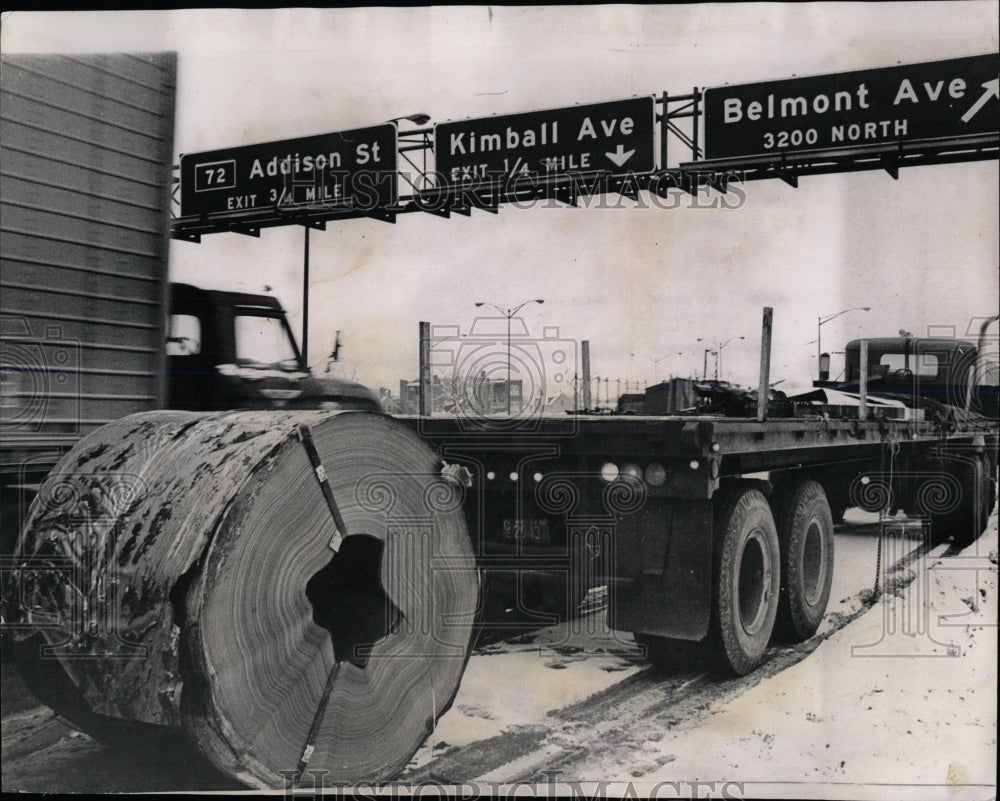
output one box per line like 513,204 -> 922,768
819,331 -> 1000,420
809,325 -> 1000,522
167,282 -> 378,413
1,280 -> 380,552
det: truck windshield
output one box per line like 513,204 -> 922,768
234,314 -> 301,370
877,352 -> 939,378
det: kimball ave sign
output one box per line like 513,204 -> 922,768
704,53 -> 999,160
435,97 -> 655,188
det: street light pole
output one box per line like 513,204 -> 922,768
698,336 -> 744,381
817,306 -> 871,379
507,311 -> 511,413
716,336 -> 744,381
630,351 -> 681,384
475,298 -> 544,414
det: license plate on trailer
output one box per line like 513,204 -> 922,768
501,518 -> 550,544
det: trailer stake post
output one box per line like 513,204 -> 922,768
757,307 -> 773,422
419,321 -> 431,416
859,339 -> 869,422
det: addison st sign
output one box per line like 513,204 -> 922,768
179,125 -> 397,218
704,53 -> 999,160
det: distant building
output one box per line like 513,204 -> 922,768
546,390 -> 575,414
616,393 -> 645,414
641,378 -> 699,414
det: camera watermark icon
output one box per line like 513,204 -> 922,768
1,317 -> 81,434
420,318 -> 578,437
894,318 -> 1000,417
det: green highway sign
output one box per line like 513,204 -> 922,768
704,53 -> 999,160
179,125 -> 397,218
435,97 -> 655,188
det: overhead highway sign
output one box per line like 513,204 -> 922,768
434,97 -> 655,188
179,125 -> 397,218
704,53 -> 999,160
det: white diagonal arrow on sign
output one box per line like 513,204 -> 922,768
605,144 -> 635,168
961,77 -> 1000,123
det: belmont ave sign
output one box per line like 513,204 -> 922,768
704,53 -> 999,160
434,97 -> 655,187
179,125 -> 397,218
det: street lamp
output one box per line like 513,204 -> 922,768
474,298 -> 544,414
631,351 -> 682,382
698,337 -> 744,381
388,113 -> 431,126
818,307 -> 871,377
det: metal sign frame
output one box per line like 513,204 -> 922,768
170,53 -> 999,241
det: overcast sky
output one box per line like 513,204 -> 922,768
3,5 -> 998,397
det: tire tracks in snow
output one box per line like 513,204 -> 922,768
404,534 -> 939,784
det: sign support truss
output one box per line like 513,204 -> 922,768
170,53 -> 999,241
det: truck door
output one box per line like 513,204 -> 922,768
167,288 -> 216,410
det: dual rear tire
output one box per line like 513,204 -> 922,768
772,480 -> 835,642
708,487 -> 782,676
638,480 -> 835,677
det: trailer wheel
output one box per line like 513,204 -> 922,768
709,488 -> 781,676
772,481 -> 835,642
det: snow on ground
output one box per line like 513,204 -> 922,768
413,513 -> 929,765
407,509 -> 995,800
413,611 -> 647,763
585,518 -> 999,800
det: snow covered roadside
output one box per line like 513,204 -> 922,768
587,516 -> 999,800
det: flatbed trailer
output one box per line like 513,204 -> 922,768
404,409 -> 999,674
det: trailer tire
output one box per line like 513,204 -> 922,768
772,481 -> 835,642
709,488 -> 781,676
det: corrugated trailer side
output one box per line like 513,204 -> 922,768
0,52 -> 176,478
0,52 -> 177,549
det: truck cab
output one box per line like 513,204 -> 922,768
167,283 -> 380,412
816,335 -> 999,419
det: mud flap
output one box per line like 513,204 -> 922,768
609,498 -> 713,641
